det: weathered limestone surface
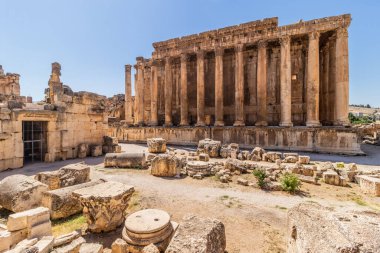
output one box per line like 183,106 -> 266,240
52,236 -> 86,253
151,154 -> 181,177
197,138 -> 221,158
0,175 -> 49,212
35,163 -> 90,190
73,181 -> 135,233
79,243 -> 103,253
356,175 -> 380,196
105,152 -> 147,169
42,179 -> 106,220
225,158 -> 247,173
147,138 -> 167,153
108,126 -> 363,155
165,215 -> 226,253
287,202 -> 380,253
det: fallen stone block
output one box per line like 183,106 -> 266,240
91,145 -> 103,157
165,215 -> 226,253
264,152 -> 282,163
78,143 -> 89,158
237,178 -> 249,186
323,170 -> 347,186
52,236 -> 86,253
28,220 -> 52,239
73,181 -> 135,233
104,152 -> 147,169
298,156 -> 310,164
356,175 -> 380,196
35,163 -> 90,190
199,153 -> 209,162
151,154 -> 181,177
283,156 -> 298,163
34,236 -> 54,253
0,174 -> 49,212
147,138 -> 167,153
53,231 -> 81,248
250,147 -> 266,161
197,138 -> 221,158
143,244 -> 160,253
224,158 -> 247,173
297,175 -> 318,185
111,238 -> 128,253
42,179 -> 106,220
287,202 -> 380,253
79,243 -> 103,253
7,207 -> 50,232
0,230 -> 11,252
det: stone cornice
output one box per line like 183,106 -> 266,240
151,14 -> 351,59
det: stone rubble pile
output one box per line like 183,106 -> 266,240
0,207 -> 52,252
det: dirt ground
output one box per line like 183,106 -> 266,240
1,144 -> 380,253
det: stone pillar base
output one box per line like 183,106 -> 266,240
279,122 -> 293,127
306,121 -> 321,127
214,121 -> 225,127
179,121 -> 189,126
164,123 -> 173,127
333,120 -> 351,127
195,122 -> 206,127
255,121 -> 268,127
233,121 -> 245,127
150,121 -> 158,127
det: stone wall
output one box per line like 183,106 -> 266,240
108,125 -> 362,155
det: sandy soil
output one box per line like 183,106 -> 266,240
1,143 -> 380,252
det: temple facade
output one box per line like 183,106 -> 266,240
125,14 -> 351,128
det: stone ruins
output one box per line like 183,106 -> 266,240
1,13 -> 380,253
109,14 -> 361,155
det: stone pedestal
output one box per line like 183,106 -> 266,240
73,181 -> 135,233
122,209 -> 178,252
147,138 -> 167,153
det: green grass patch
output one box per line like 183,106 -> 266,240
52,214 -> 87,236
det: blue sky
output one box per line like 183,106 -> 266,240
0,0 -> 379,107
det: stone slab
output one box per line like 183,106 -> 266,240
79,243 -> 103,253
125,209 -> 170,234
356,175 -> 380,196
7,207 -> 50,232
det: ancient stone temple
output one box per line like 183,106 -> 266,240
112,14 -> 361,154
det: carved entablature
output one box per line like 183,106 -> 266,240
152,14 -> 351,59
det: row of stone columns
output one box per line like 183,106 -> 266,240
125,27 -> 349,127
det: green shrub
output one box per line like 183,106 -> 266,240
280,173 -> 301,193
253,169 -> 267,189
336,162 -> 345,169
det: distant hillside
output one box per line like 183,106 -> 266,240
349,106 -> 379,115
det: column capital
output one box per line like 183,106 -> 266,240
257,40 -> 268,49
180,53 -> 189,63
309,31 -> 320,40
235,43 -> 244,52
196,49 -> 205,58
279,36 -> 291,46
125,64 -> 132,72
336,27 -> 348,38
214,47 -> 224,57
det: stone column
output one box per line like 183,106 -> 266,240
279,36 -> 293,127
256,40 -> 268,126
214,47 -> 224,126
234,44 -> 245,126
180,54 -> 189,126
196,50 -> 205,126
124,64 -> 133,125
328,35 -> 337,124
334,27 -> 350,126
150,61 -> 158,126
306,32 -> 321,127
164,57 -> 173,126
135,62 -> 144,126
